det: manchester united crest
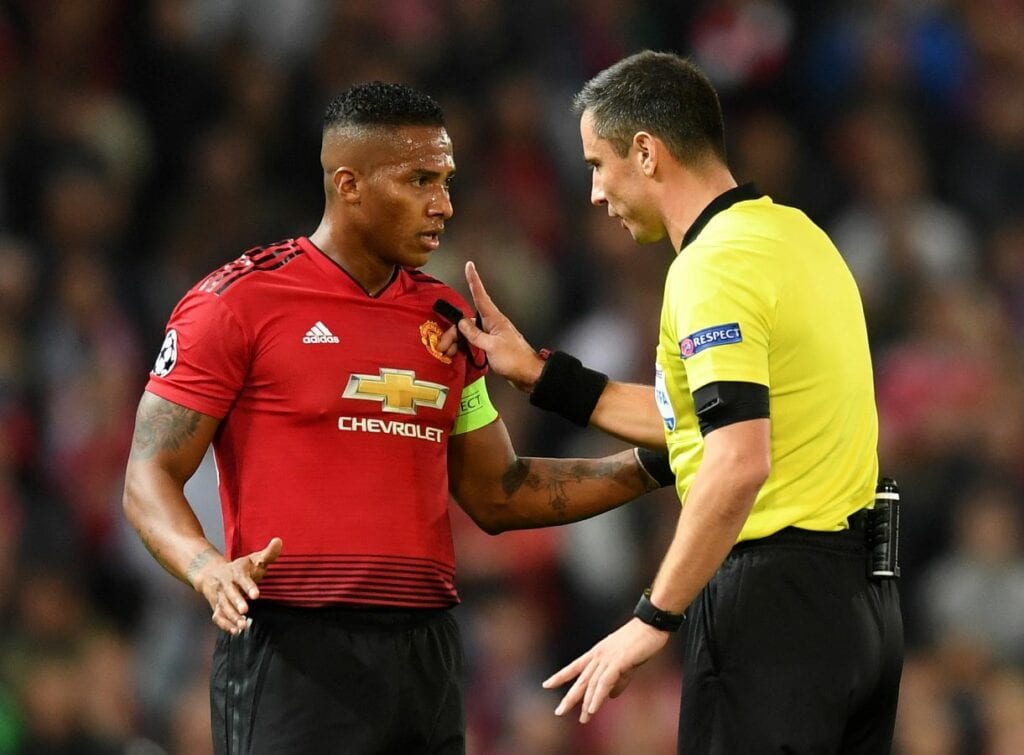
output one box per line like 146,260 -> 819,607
419,320 -> 452,364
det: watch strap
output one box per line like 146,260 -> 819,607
633,589 -> 684,632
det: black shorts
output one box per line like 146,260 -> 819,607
678,527 -> 903,754
210,602 -> 465,755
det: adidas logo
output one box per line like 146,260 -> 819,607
303,321 -> 340,344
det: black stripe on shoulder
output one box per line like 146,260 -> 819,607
197,239 -> 304,296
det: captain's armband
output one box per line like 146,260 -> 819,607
452,376 -> 498,435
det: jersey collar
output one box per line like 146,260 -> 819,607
298,236 -> 402,299
680,183 -> 763,250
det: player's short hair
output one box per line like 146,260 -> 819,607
572,51 -> 726,165
323,82 -> 445,132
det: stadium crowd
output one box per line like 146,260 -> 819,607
1,1 -> 1023,752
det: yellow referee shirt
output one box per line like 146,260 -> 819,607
655,185 -> 878,541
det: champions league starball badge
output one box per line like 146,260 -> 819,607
153,329 -> 178,377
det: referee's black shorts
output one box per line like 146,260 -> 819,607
678,526 -> 903,754
210,601 -> 465,755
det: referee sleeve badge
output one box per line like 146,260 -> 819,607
679,323 -> 742,359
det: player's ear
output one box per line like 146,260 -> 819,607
332,166 -> 361,204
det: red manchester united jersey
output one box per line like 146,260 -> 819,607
146,237 -> 490,608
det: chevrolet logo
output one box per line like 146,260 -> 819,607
343,368 -> 448,415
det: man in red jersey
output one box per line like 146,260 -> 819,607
123,82 -> 669,754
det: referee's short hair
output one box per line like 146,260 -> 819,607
573,51 -> 726,166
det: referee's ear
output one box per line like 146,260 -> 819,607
633,131 -> 658,177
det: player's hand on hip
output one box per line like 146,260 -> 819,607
460,261 -> 546,392
193,537 -> 283,635
542,618 -> 669,723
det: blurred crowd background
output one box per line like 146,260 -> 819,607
1,0 -> 1023,753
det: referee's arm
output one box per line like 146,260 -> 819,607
543,417 -> 770,723
453,261 -> 666,449
588,381 -> 666,449
646,417 -> 769,614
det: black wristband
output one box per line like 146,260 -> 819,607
634,447 -> 675,488
528,350 -> 609,427
633,589 -> 684,632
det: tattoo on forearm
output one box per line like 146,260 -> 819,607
503,457 -> 643,519
130,399 -> 201,460
502,458 -> 568,513
501,458 -> 532,497
186,547 -> 219,586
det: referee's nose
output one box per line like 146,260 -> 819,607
590,172 -> 606,207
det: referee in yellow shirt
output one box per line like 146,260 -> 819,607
454,51 -> 903,753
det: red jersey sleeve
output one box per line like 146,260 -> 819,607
465,341 -> 488,386
145,290 -> 250,418
442,290 -> 489,387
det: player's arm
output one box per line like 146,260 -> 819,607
452,261 -> 665,448
447,417 -> 666,535
123,391 -> 281,634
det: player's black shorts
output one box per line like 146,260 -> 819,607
678,526 -> 903,754
210,601 -> 465,755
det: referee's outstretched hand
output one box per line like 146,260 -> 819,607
542,617 -> 669,724
192,537 -> 283,635
457,261 -> 547,393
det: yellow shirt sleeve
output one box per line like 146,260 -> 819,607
670,244 -> 775,391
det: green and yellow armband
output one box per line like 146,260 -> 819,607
452,376 -> 499,435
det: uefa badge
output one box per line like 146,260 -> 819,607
678,323 -> 742,359
153,329 -> 178,377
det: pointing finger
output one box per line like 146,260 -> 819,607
464,261 -> 501,320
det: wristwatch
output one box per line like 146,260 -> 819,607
633,589 -> 685,632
